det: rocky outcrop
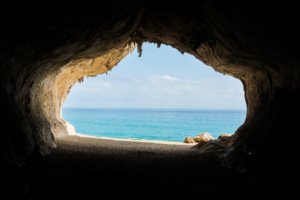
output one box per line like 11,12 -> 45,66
218,133 -> 232,139
184,132 -> 214,144
195,132 -> 214,142
42,44 -> 135,138
183,137 -> 196,144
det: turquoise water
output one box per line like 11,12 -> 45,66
62,109 -> 246,142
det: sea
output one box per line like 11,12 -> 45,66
62,108 -> 246,142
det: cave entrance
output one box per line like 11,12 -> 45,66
61,43 -> 246,142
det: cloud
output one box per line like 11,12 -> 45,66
63,43 -> 246,109
74,80 -> 113,93
148,75 -> 179,82
161,75 -> 179,81
64,74 -> 246,109
98,80 -> 113,89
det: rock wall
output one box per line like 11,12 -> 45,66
0,1 -> 299,196
37,44 -> 134,138
137,2 -> 300,183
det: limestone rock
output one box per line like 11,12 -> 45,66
184,132 -> 214,143
218,133 -> 232,139
194,132 -> 214,142
183,137 -> 196,143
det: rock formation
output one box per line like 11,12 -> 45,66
218,133 -> 232,139
183,137 -> 196,144
0,1 -> 299,199
184,132 -> 214,143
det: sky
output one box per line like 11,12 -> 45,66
63,43 -> 246,110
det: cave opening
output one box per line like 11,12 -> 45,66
1,2 -> 299,198
61,43 -> 246,142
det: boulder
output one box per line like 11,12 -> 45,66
183,137 -> 196,143
184,132 -> 214,143
194,132 -> 214,142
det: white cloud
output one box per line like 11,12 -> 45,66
64,74 -> 246,109
63,43 -> 246,109
73,80 -> 113,93
161,75 -> 179,81
98,80 -> 113,89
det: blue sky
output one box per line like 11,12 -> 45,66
63,43 -> 246,109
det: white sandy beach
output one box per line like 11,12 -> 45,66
76,133 -> 194,146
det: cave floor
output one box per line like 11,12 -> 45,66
34,136 -> 255,199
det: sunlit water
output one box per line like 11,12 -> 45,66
63,108 -> 246,142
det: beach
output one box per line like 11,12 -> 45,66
76,133 -> 193,145
38,135 -> 250,199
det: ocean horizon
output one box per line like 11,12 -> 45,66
62,108 -> 246,142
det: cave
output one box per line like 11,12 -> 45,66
62,43 -> 246,142
0,1 -> 299,199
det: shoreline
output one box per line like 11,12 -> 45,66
76,133 -> 194,146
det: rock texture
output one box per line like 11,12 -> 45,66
42,44 -> 135,138
184,132 -> 214,144
218,133 -> 232,139
183,137 -> 196,144
195,132 -> 214,142
0,1 -> 299,198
